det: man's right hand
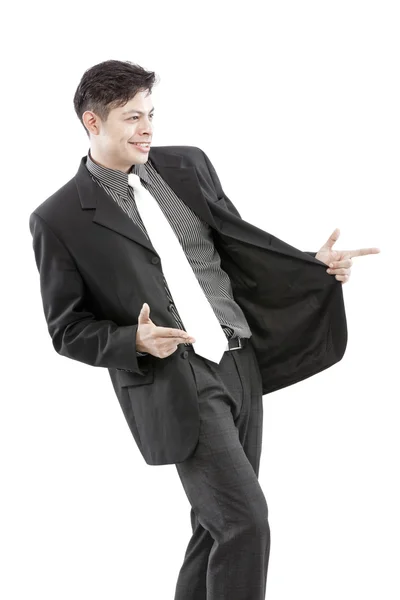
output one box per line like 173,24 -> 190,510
136,303 -> 196,359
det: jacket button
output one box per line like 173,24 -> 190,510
151,256 -> 159,264
167,303 -> 174,312
182,350 -> 189,359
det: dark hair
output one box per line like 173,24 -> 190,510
73,59 -> 160,138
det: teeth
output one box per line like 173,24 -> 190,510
134,143 -> 150,147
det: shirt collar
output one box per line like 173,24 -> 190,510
86,148 -> 152,199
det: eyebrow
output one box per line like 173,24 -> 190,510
122,107 -> 155,115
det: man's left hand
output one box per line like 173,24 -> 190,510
315,228 -> 380,284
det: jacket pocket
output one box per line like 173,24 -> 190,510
117,366 -> 154,387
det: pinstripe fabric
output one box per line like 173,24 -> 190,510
85,150 -> 252,356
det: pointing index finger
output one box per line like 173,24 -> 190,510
155,326 -> 191,338
350,247 -> 381,258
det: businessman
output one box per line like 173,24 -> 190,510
29,59 -> 380,599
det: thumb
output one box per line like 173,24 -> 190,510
138,302 -> 151,323
323,227 -> 340,251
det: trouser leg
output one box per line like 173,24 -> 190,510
174,338 -> 270,600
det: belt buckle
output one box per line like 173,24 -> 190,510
229,336 -> 242,351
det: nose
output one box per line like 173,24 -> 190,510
139,116 -> 153,133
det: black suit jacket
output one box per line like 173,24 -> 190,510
29,146 -> 347,465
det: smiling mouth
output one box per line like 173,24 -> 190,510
129,142 -> 151,154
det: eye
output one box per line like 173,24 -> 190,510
129,114 -> 154,121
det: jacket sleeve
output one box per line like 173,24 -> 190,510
305,251 -> 317,258
200,149 -> 243,219
29,212 -> 147,374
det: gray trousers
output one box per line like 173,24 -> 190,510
174,337 -> 270,600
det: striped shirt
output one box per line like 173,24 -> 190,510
85,149 -> 252,355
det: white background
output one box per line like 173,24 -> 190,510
2,1 -> 398,598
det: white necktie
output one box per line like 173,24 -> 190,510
128,172 -> 228,364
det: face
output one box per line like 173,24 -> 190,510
83,90 -> 155,173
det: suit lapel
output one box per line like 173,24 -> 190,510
74,148 -> 220,254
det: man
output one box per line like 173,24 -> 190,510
29,59 -> 380,600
